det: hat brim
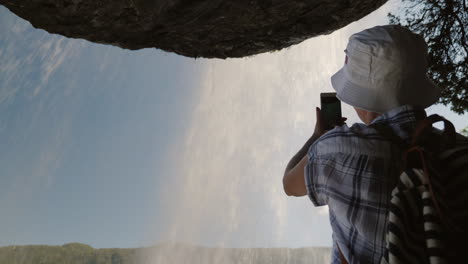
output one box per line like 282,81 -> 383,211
331,67 -> 440,113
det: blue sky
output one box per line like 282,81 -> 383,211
1,1 -> 466,250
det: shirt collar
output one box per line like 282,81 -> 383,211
369,105 -> 427,142
371,105 -> 427,125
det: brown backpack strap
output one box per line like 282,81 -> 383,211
411,114 -> 456,148
404,146 -> 444,220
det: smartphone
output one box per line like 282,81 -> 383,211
320,92 -> 342,130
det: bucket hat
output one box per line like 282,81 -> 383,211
331,25 -> 440,113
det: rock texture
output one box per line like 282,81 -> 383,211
0,0 -> 387,58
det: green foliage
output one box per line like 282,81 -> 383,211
460,127 -> 468,137
0,243 -> 333,264
389,0 -> 467,114
0,244 -> 139,264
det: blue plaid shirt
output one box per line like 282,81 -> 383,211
305,105 -> 427,264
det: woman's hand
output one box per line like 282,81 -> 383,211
313,107 -> 347,137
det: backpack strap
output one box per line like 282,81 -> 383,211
411,114 -> 456,149
371,114 -> 456,150
404,145 -> 444,222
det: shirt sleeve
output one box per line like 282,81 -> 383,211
304,141 -> 328,206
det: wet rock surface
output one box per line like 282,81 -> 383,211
0,0 -> 387,58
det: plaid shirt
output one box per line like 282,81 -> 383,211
305,105 -> 427,264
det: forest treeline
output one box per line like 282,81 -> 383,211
0,243 -> 138,264
0,243 -> 332,264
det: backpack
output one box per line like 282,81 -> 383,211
375,114 -> 468,264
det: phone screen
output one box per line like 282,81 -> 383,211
320,93 -> 342,130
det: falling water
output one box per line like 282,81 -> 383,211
143,43 -> 342,264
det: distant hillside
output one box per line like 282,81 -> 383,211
0,243 -> 331,264
0,243 -> 139,264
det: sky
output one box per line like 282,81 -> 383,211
0,0 -> 466,250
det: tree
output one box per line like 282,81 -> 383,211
389,0 -> 467,114
460,127 -> 468,137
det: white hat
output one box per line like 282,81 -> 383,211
331,25 -> 440,113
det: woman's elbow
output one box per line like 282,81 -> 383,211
282,175 -> 292,196
283,174 -> 301,196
